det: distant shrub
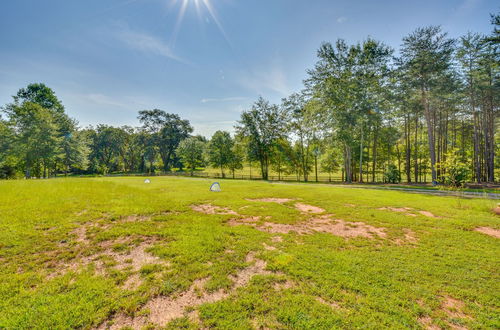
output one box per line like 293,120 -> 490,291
438,149 -> 470,187
384,164 -> 401,183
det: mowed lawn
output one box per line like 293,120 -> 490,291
0,177 -> 498,329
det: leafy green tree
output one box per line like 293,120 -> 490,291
138,110 -> 193,171
0,118 -> 16,178
400,26 -> 455,183
227,141 -> 244,179
208,131 -> 234,178
236,97 -> 287,180
177,137 -> 205,175
12,83 -> 65,113
320,147 -> 341,181
8,102 -> 61,178
87,125 -> 122,174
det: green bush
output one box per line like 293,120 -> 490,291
437,149 -> 471,187
384,164 -> 401,183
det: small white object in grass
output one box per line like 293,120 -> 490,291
144,179 -> 151,184
210,182 -> 221,192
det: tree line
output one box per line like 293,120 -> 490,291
0,16 -> 498,185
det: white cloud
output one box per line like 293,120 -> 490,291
113,25 -> 187,63
200,96 -> 248,103
86,93 -> 130,108
337,16 -> 347,23
238,64 -> 290,96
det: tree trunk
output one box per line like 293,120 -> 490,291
359,125 -> 364,183
422,87 -> 437,183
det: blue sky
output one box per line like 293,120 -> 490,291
0,0 -> 497,136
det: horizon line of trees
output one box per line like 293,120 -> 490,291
1,16 -> 498,186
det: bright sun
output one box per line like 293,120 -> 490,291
171,0 -> 228,44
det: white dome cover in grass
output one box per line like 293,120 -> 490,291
210,182 -> 221,192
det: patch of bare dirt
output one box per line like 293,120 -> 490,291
492,205 -> 500,215
246,198 -> 294,204
71,226 -> 90,244
273,280 -> 294,291
474,227 -> 500,239
122,273 -> 142,290
378,207 -> 440,218
191,204 -> 237,215
118,215 -> 152,223
229,214 -> 387,239
344,204 -> 356,207
316,297 -> 341,310
394,229 -> 419,245
271,236 -> 283,243
99,252 -> 279,329
442,296 -> 470,320
295,203 -> 325,214
262,243 -> 277,251
418,315 -> 440,330
48,236 -> 168,281
418,211 -> 439,218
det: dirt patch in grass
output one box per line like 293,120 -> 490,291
191,204 -> 237,215
99,252 -> 279,329
271,236 -> 283,243
418,296 -> 471,330
378,207 -> 440,218
474,227 -> 500,239
246,198 -> 295,204
492,205 -> 500,215
262,243 -> 277,251
118,215 -> 152,223
442,296 -> 470,320
49,236 -> 168,281
295,203 -> 325,214
316,297 -> 341,310
418,315 -> 440,330
229,214 -> 387,239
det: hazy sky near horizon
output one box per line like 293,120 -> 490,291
0,0 -> 497,136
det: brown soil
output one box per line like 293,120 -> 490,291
271,236 -> 283,243
191,204 -> 237,215
474,227 -> 500,239
295,203 -> 325,214
122,273 -> 142,291
262,243 -> 277,251
228,214 -> 387,239
378,207 -> 440,218
49,236 -> 168,281
316,297 -> 341,309
418,315 -> 440,330
246,198 -> 294,204
119,215 -> 152,223
273,280 -> 294,291
378,207 -> 412,213
418,211 -> 439,218
493,206 -> 500,215
442,296 -> 469,320
99,252 -> 277,329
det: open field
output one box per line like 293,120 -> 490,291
0,177 -> 499,329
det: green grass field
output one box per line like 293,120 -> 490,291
0,177 -> 498,329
